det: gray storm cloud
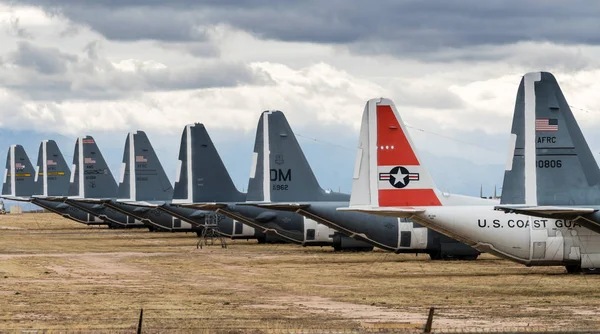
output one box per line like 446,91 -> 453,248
12,0 -> 600,54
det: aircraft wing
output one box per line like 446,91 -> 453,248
495,205 -> 597,217
337,206 -> 424,218
239,202 -> 310,212
176,202 -> 228,211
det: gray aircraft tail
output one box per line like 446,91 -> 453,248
501,72 -> 600,206
2,145 -> 39,198
117,131 -> 173,202
35,140 -> 71,197
246,110 -> 349,202
68,136 -> 118,199
172,123 -> 245,204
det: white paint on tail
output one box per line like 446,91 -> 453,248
128,132 -> 136,201
10,145 -> 16,196
262,111 -> 272,202
185,124 -> 193,202
524,72 -> 541,205
78,137 -> 84,198
505,133 -> 517,171
42,140 -> 48,197
249,152 -> 258,179
70,164 -> 76,183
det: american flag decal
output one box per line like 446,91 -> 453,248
47,159 -> 57,166
84,157 -> 96,164
15,162 -> 25,169
136,156 -> 148,163
82,139 -> 95,144
535,118 -> 558,132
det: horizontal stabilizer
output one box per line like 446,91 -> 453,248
116,200 -> 162,208
69,198 -> 110,204
337,206 -> 424,218
31,195 -> 67,201
495,205 -> 596,217
1,195 -> 31,202
177,203 -> 228,211
239,203 -> 309,211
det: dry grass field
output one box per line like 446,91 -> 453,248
1,213 -> 600,333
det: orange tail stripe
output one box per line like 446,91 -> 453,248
378,189 -> 442,207
376,105 -> 419,166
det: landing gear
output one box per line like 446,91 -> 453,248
565,265 -> 581,274
565,265 -> 600,274
428,251 -> 478,261
428,250 -> 442,260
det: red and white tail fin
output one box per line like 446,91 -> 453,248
350,98 -> 441,208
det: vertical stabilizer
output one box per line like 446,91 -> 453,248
172,123 -> 245,203
349,98 -> 441,208
118,131 -> 173,202
501,72 -> 600,206
2,145 -> 38,197
68,136 -> 118,199
246,111 -> 348,202
35,140 -> 71,197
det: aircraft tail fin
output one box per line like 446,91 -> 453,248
501,72 -> 600,206
68,136 -> 118,199
349,98 -> 442,208
2,145 -> 39,198
35,140 -> 71,197
117,131 -> 173,202
246,110 -> 349,202
172,123 -> 245,203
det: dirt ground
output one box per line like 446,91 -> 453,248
1,213 -> 600,333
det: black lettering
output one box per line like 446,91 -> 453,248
270,169 -> 292,182
537,160 -> 562,168
537,137 -> 557,144
477,219 -> 487,228
556,220 -> 563,228
508,220 -> 515,228
280,169 -> 291,181
493,220 -> 501,228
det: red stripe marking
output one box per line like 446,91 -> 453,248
376,105 -> 419,166
378,189 -> 442,207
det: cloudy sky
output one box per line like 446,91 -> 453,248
2,1 -> 600,197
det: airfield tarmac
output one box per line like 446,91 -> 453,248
1,213 -> 600,333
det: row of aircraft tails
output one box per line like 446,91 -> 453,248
3,71 -> 600,273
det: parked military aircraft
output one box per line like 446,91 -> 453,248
342,72 -> 600,272
181,111 -> 374,250
157,123 -> 266,241
98,131 -> 206,233
1,142 -> 106,225
241,115 -> 480,259
58,136 -> 145,229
